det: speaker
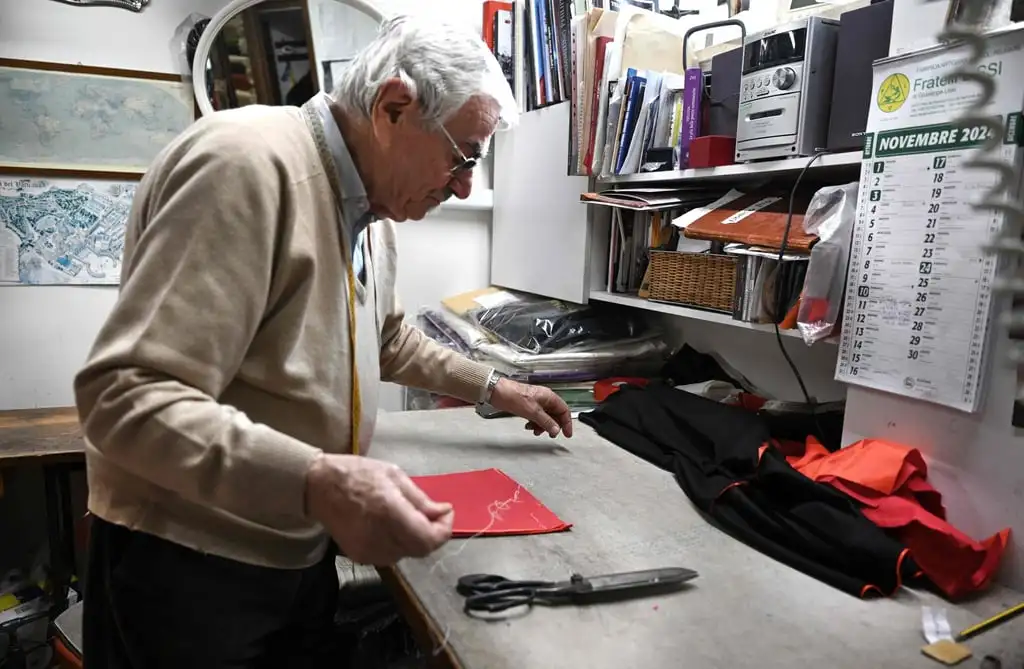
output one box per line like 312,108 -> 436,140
709,44 -> 743,138
826,0 -> 894,151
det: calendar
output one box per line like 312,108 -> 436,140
835,26 -> 1024,412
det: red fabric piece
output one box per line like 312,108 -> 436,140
774,437 -> 1010,599
411,468 -> 572,537
434,396 -> 472,409
594,377 -> 649,403
733,392 -> 767,412
800,296 -> 831,325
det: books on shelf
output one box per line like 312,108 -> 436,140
604,196 -> 815,328
494,2 -> 715,174
580,187 -> 713,209
607,208 -> 674,295
724,245 -> 809,325
484,0 -> 586,114
582,46 -> 692,178
678,67 -> 702,170
483,2 -> 516,96
561,6 -> 713,177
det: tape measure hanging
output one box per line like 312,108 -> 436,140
299,96 -> 363,456
345,260 -> 362,456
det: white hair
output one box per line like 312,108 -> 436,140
331,14 -> 519,131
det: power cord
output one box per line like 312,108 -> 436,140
774,150 -> 831,438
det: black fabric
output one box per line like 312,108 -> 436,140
660,344 -> 744,389
760,404 -> 846,453
83,517 -> 343,669
579,383 -> 919,597
660,344 -> 846,451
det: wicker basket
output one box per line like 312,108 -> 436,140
647,250 -> 737,314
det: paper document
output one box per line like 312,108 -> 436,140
671,189 -> 745,230
724,243 -> 809,262
616,8 -> 705,76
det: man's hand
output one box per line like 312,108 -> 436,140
489,378 -> 574,438
305,453 -> 453,565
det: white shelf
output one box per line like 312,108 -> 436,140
597,151 -> 863,186
589,291 -> 838,345
440,188 -> 494,212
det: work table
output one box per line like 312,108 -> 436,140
0,407 -> 84,465
3,405 -> 1021,667
371,407 -> 1024,669
0,406 -> 86,615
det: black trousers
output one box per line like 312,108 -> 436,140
83,517 -> 341,669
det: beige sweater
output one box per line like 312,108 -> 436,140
74,104 -> 493,569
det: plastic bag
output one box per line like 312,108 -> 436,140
416,310 -> 472,357
469,293 -> 648,355
797,182 -> 859,345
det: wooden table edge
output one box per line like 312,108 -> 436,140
377,566 -> 463,669
0,450 -> 85,468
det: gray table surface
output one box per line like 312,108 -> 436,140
372,407 -> 1024,669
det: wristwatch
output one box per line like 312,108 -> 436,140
479,369 -> 504,404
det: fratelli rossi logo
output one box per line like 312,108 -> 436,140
876,73 -> 910,113
876,59 -> 1006,114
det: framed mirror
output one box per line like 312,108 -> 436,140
190,0 -> 385,116
187,0 -> 317,110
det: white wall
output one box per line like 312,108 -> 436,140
842,333 -> 1024,590
0,0 -> 494,413
659,319 -> 846,403
832,1 -> 1024,591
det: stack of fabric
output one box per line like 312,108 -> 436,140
579,349 -> 1009,601
407,287 -> 670,412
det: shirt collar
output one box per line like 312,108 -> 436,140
310,92 -> 374,236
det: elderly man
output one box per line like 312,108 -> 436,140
74,15 -> 572,669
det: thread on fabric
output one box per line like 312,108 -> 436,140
428,484 -> 524,577
426,484 -> 526,657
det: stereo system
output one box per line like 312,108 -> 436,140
709,45 -> 743,137
707,1 -> 896,163
735,16 -> 841,163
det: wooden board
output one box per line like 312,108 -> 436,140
0,407 -> 85,466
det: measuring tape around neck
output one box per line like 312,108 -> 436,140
345,260 -> 361,456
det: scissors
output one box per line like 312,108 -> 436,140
455,567 -> 698,615
51,0 -> 147,10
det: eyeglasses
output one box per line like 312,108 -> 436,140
439,125 -> 478,175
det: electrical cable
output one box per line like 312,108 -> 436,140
936,3 -> 1024,398
773,150 -> 830,439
